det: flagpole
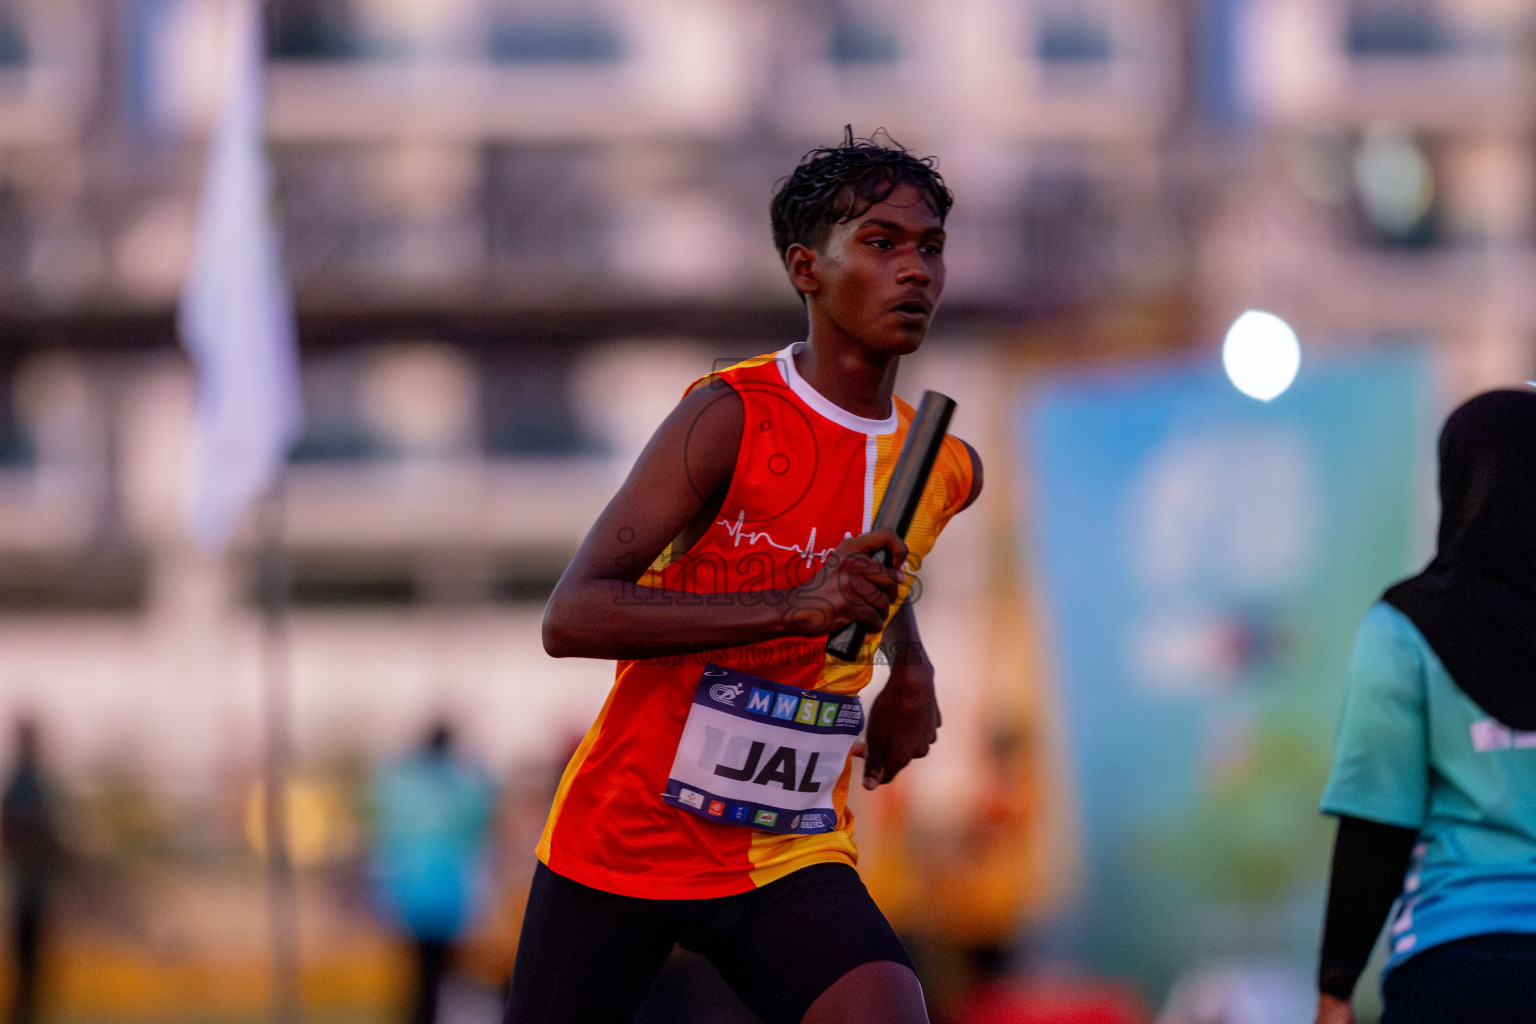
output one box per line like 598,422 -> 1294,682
179,0 -> 307,1014
258,473 -> 303,1024
250,13 -> 301,1016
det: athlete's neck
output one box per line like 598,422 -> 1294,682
792,342 -> 898,421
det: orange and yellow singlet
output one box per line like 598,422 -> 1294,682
537,345 -> 975,899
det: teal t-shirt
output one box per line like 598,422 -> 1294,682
369,753 -> 495,941
1321,601 -> 1536,974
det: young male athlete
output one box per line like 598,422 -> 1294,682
504,131 -> 983,1024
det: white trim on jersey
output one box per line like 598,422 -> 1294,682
862,434 -> 878,533
776,343 -> 899,435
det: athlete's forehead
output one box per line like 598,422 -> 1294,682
828,185 -> 945,244
851,185 -> 942,227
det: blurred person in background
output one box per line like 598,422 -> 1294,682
369,720 -> 496,1024
1314,389 -> 1536,1024
1,719 -> 64,1024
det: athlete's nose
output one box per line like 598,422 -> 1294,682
895,254 -> 930,287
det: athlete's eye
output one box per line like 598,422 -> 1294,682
865,237 -> 894,250
920,242 -> 944,256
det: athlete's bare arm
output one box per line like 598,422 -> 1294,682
1314,995 -> 1355,1024
855,440 -> 979,786
856,599 -> 940,788
543,382 -> 908,661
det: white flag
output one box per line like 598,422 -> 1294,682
178,0 -> 303,550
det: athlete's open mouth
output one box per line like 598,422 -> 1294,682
891,301 -> 930,317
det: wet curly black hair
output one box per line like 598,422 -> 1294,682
769,126 -> 953,263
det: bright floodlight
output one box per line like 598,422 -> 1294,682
1223,310 -> 1300,401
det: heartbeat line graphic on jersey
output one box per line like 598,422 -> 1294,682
717,510 -> 849,567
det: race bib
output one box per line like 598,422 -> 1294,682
663,664 -> 863,834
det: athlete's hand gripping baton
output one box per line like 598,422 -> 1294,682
824,390 -> 956,661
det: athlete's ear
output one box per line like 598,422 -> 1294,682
784,242 -> 820,298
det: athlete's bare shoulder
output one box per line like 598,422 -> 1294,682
667,374 -> 744,503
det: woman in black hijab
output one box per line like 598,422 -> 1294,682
1313,388 -> 1536,1024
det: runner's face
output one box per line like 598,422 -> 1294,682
810,184 -> 946,355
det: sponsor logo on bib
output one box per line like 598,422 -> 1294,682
710,680 -> 746,704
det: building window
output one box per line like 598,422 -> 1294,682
487,0 -> 623,63
266,0 -> 360,59
289,353 -> 390,462
0,0 -> 27,67
1345,0 -> 1448,56
291,344 -> 482,463
484,145 -> 607,271
292,342 -> 605,462
0,356 -> 34,469
1034,1 -> 1113,64
1018,162 -> 1113,306
480,343 -> 604,458
828,0 -> 899,64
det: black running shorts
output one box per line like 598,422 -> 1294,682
502,861 -> 914,1024
1381,933 -> 1536,1024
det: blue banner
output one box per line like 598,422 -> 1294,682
1020,349 -> 1429,995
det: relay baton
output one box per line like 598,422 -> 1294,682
824,390 -> 957,661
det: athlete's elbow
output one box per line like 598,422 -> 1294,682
541,594 -> 583,658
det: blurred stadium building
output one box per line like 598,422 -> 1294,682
0,0 -> 1528,762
